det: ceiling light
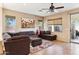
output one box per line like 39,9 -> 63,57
23,3 -> 26,6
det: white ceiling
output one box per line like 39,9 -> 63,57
3,3 -> 79,16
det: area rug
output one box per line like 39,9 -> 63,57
30,40 -> 53,54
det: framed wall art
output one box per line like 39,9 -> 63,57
21,18 -> 35,28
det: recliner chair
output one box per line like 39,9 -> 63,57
4,35 -> 30,55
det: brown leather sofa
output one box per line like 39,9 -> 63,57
4,35 -> 30,55
7,31 -> 36,37
7,31 -> 57,41
38,31 -> 57,41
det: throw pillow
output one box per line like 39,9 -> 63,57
3,33 -> 11,40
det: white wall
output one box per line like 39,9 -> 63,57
0,6 -> 3,41
0,4 -> 3,54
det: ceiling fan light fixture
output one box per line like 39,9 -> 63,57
38,3 -> 64,13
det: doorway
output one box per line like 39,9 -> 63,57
71,13 -> 79,43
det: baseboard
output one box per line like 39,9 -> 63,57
55,40 -> 69,43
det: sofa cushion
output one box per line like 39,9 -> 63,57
44,31 -> 51,34
7,32 -> 20,37
40,31 -> 51,35
19,31 -> 35,36
7,35 -> 30,41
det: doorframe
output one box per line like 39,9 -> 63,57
70,12 -> 79,43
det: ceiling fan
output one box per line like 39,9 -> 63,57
39,3 -> 64,12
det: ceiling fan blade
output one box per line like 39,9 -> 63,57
55,6 -> 64,9
38,10 -> 42,12
46,10 -> 51,13
41,8 -> 49,10
38,8 -> 49,12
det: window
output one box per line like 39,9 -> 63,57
38,20 -> 44,29
54,25 -> 62,32
48,25 -> 62,32
48,18 -> 62,32
5,15 -> 16,32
